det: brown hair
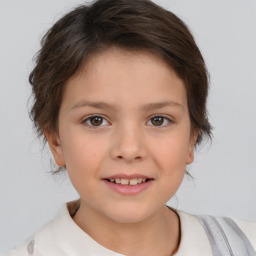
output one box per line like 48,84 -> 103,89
29,0 -> 212,147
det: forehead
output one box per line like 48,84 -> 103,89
63,48 -> 187,111
84,48 -> 178,81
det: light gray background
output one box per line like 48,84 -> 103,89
1,0 -> 256,253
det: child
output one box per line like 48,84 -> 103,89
6,0 -> 256,255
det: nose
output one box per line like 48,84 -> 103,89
109,125 -> 147,163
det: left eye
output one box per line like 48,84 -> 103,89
82,115 -> 109,127
147,116 -> 172,127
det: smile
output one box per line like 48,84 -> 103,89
103,175 -> 154,195
108,178 -> 148,186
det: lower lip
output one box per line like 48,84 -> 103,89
103,180 -> 154,195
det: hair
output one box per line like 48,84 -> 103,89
29,0 -> 212,150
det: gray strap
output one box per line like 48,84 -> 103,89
197,215 -> 256,256
197,215 -> 234,256
222,217 -> 256,256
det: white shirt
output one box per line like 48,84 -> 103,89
6,200 -> 256,256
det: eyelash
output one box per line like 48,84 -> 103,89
81,114 -> 173,128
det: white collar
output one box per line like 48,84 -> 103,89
33,200 -> 212,255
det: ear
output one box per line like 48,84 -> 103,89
186,130 -> 199,165
44,129 -> 65,167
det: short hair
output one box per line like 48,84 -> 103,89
29,0 -> 212,146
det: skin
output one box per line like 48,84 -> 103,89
46,48 -> 197,256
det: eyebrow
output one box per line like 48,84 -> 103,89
71,100 -> 183,111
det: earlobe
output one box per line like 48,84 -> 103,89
44,130 -> 65,167
186,131 -> 198,165
186,146 -> 194,165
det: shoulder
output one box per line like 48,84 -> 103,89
232,217 -> 256,249
5,223 -> 55,255
5,200 -> 122,256
5,238 -> 34,256
175,210 -> 214,255
5,203 -> 69,255
175,209 -> 256,255
179,209 -> 256,246
5,203 -> 70,255
198,213 -> 256,253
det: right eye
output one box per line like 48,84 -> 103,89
82,115 -> 110,127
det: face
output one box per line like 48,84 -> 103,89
46,48 -> 197,223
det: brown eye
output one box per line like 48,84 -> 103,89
147,115 -> 172,127
151,116 -> 164,126
83,115 -> 109,127
90,116 -> 103,126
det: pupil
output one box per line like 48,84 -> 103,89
152,116 -> 163,126
91,117 -> 103,126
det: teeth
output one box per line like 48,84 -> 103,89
120,179 -> 129,185
137,178 -> 143,184
129,178 -> 138,186
109,178 -> 148,185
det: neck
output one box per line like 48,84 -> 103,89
73,200 -> 180,256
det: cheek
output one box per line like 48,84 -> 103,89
61,134 -> 105,179
152,134 -> 191,172
63,140 -> 104,198
152,140 -> 188,201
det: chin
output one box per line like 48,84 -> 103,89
103,204 -> 155,224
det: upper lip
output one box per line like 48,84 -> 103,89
103,174 -> 154,180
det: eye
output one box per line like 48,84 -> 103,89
82,115 -> 109,127
147,115 -> 172,127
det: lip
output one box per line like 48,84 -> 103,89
104,174 -> 151,179
102,174 -> 154,196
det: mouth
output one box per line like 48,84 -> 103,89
105,177 -> 153,186
103,175 -> 154,195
